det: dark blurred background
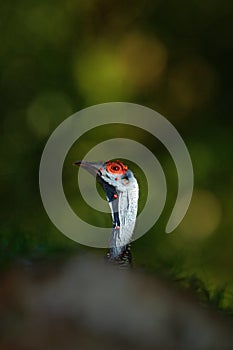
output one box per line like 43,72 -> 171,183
1,1 -> 233,310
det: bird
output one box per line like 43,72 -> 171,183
73,160 -> 139,266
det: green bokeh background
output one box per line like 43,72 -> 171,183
1,1 -> 233,310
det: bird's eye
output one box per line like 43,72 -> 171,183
111,166 -> 120,171
106,160 -> 128,174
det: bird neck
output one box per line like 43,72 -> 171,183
109,182 -> 139,259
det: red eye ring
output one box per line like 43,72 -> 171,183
106,160 -> 128,175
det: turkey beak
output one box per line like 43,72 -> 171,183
73,161 -> 104,177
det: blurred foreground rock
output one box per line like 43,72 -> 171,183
0,255 -> 232,350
